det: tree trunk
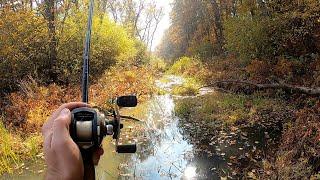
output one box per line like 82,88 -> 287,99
231,0 -> 237,17
44,0 -> 57,83
210,0 -> 224,54
257,0 -> 269,16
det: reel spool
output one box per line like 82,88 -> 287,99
70,95 -> 138,153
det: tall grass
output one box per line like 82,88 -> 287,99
0,119 -> 20,174
0,116 -> 43,175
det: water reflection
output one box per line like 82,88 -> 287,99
97,75 -> 223,179
97,75 -> 281,179
183,166 -> 197,179
122,94 -> 194,179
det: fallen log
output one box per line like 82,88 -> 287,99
205,80 -> 320,95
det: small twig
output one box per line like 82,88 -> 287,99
171,162 -> 183,173
106,114 -> 144,122
104,170 -> 116,178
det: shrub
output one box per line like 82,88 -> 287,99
224,16 -> 274,61
168,56 -> 209,81
91,65 -> 156,109
224,3 -> 320,62
0,8 -> 142,92
205,55 -> 245,83
275,106 -> 320,178
4,79 -> 80,132
149,56 -> 168,73
57,11 -> 138,84
246,59 -> 272,82
0,9 -> 48,92
171,78 -> 200,96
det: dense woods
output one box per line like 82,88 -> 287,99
0,0 -> 164,93
158,0 -> 320,62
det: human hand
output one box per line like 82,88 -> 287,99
42,102 -> 104,180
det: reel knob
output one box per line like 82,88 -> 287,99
105,124 -> 114,135
116,95 -> 137,107
116,144 -> 137,153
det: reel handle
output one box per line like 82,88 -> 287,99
116,144 -> 137,153
116,95 -> 137,107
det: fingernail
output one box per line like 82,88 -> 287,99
61,108 -> 70,115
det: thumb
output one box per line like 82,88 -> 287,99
52,108 -> 72,143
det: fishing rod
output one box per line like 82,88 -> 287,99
69,0 -> 138,179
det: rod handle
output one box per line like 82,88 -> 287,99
81,150 -> 95,180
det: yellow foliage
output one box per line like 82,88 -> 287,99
91,65 -> 155,109
27,99 -> 51,130
168,56 -> 210,82
0,121 -> 20,175
171,78 -> 201,96
0,119 -> 43,175
0,8 -> 48,90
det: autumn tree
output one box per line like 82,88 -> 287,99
0,0 -> 146,92
157,0 -> 320,62
104,0 -> 163,49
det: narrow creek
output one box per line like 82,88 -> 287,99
95,75 -> 231,179
3,75 -> 280,179
96,75 -> 281,179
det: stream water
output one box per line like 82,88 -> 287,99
96,76 -> 233,179
2,75 -> 279,179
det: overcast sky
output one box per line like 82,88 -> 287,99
151,0 -> 173,51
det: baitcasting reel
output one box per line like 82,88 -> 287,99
70,95 -> 138,153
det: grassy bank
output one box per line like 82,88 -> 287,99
164,56 -> 209,96
174,92 -> 292,177
0,119 -> 42,175
175,92 -> 287,125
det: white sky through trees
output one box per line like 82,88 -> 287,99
151,0 -> 172,51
